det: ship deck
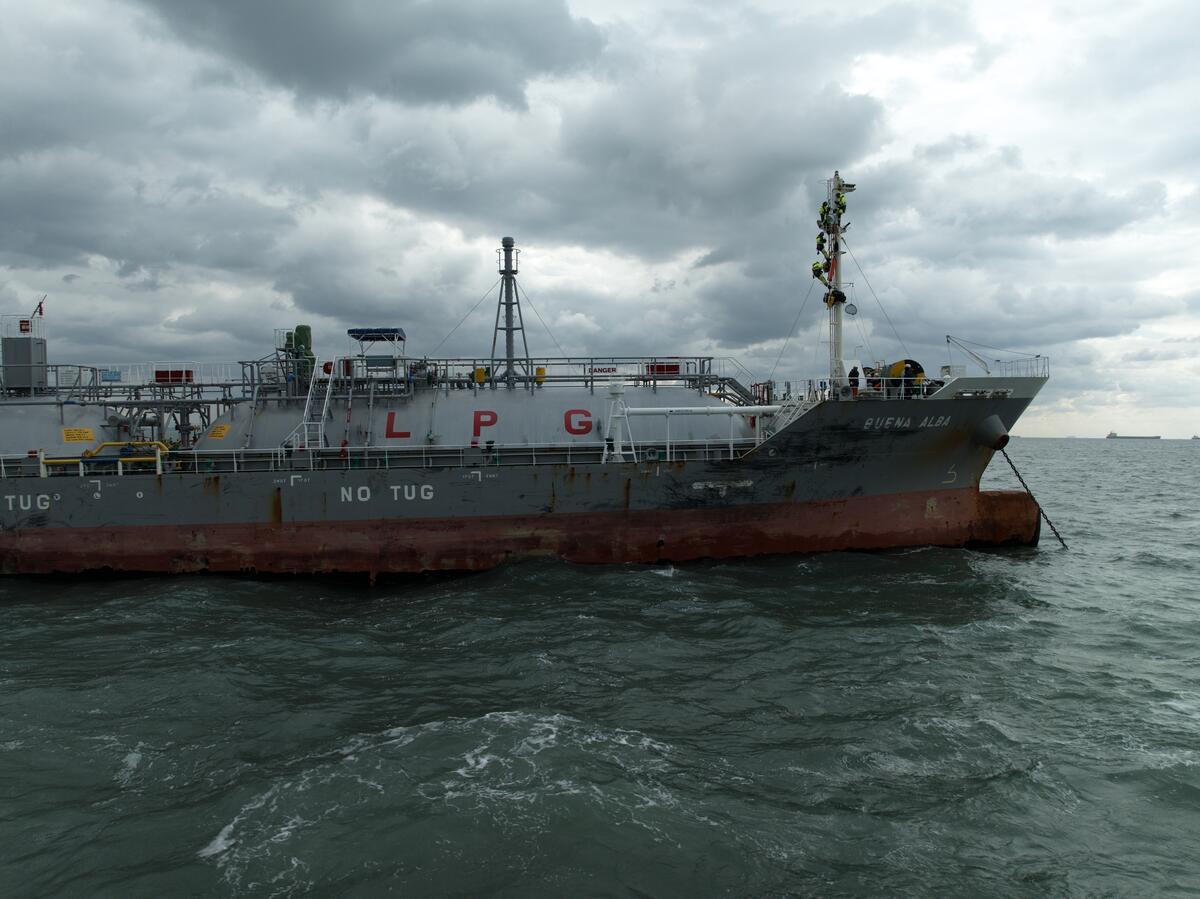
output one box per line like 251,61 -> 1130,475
1,435 -> 765,481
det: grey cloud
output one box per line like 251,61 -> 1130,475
693,246 -> 744,269
0,152 -> 295,273
677,1 -> 974,84
916,134 -> 984,161
847,148 -> 1165,263
264,229 -> 490,351
1,0 -> 1196,440
46,297 -> 287,364
132,0 -> 605,108
1069,4 -> 1200,99
359,78 -> 881,265
558,83 -> 880,228
934,178 -> 1164,242
699,277 -> 821,350
1118,344 -> 1200,363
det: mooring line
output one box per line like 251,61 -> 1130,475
1001,448 -> 1068,548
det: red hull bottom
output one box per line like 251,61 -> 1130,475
0,489 -> 1039,576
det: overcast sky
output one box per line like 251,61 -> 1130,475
2,0 -> 1197,436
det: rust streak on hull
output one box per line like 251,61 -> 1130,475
0,488 -> 1039,576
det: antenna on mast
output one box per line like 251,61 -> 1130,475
489,237 -> 532,389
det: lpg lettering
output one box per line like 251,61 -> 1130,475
564,409 -> 593,435
473,410 -> 498,438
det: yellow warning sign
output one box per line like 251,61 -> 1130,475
208,424 -> 231,439
62,427 -> 95,443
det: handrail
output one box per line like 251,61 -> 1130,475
81,440 -> 171,458
5,435 -> 764,480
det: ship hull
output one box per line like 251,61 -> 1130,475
0,487 -> 1037,575
0,391 -> 1044,575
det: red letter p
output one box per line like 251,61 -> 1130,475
473,410 -> 498,438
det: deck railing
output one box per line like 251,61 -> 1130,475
992,356 -> 1050,378
0,436 -> 763,481
1,350 -> 1051,409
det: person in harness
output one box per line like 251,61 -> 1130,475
812,261 -> 829,287
824,287 -> 846,308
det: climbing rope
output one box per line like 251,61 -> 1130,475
843,240 -> 909,357
1000,449 -> 1068,548
768,278 -> 817,383
514,282 -> 567,356
429,277 -> 502,355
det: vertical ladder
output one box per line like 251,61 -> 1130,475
601,382 -> 637,463
364,380 -> 376,445
284,356 -> 329,449
342,363 -> 356,447
306,362 -> 336,448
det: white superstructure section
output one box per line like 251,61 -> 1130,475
195,383 -> 758,451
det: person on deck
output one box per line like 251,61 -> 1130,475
849,365 -> 860,396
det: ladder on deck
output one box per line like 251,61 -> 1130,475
720,377 -> 758,405
765,391 -> 823,436
284,356 -> 332,449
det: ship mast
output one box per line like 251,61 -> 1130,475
817,171 -> 855,387
490,236 -> 532,388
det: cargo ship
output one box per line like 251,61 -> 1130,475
0,173 -> 1048,576
1106,432 -> 1161,439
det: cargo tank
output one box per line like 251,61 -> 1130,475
0,174 -> 1048,576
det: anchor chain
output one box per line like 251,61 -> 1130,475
1001,448 -> 1067,549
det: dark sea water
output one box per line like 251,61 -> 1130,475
2,438 -> 1199,896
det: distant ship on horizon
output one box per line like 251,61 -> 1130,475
1106,431 -> 1161,439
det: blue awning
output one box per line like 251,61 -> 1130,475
347,328 -> 406,342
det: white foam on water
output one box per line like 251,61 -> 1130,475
268,815 -> 310,845
198,822 -> 236,859
550,777 -> 587,797
1135,746 -> 1199,771
1160,692 -> 1200,718
197,783 -> 281,861
456,747 -> 503,777
515,721 -> 559,757
116,750 -> 142,785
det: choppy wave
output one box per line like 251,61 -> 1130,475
2,438 -> 1199,895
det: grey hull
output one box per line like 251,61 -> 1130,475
0,394 -> 1042,574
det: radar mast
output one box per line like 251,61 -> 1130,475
817,171 -> 855,387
